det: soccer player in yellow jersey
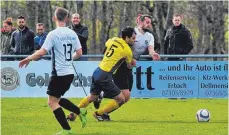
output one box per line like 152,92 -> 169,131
94,14 -> 160,121
69,26 -> 136,120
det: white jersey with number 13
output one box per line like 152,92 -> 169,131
42,27 -> 82,76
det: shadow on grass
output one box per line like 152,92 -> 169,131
80,133 -> 124,135
109,120 -> 228,124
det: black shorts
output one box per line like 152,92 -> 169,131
47,74 -> 74,98
90,68 -> 121,99
113,62 -> 133,91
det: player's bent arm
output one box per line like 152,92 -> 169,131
27,48 -> 47,61
148,45 -> 156,56
125,48 -> 135,69
127,59 -> 136,69
72,48 -> 82,60
127,62 -> 134,69
148,45 -> 160,60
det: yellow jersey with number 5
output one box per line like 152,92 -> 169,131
99,37 -> 133,73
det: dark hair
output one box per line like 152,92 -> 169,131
17,15 -> 25,20
55,7 -> 70,21
121,26 -> 136,39
36,23 -> 44,27
3,17 -> 13,26
173,14 -> 183,19
140,14 -> 152,22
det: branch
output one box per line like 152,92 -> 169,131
141,1 -> 154,13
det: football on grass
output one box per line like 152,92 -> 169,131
196,109 -> 210,122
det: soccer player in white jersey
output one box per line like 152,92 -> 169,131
19,7 -> 87,134
67,14 -> 160,121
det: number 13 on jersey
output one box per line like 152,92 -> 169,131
63,44 -> 72,61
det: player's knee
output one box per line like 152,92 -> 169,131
122,90 -> 130,103
117,96 -> 125,106
47,100 -> 55,108
88,95 -> 98,102
118,100 -> 125,106
125,96 -> 130,103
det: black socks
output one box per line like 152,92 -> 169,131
59,98 -> 80,115
53,107 -> 71,130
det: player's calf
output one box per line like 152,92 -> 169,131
93,92 -> 103,109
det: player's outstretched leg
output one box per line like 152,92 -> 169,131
93,92 -> 125,121
93,112 -> 110,121
96,90 -> 130,121
48,96 -> 76,135
66,96 -> 90,121
66,95 -> 98,123
59,98 -> 87,128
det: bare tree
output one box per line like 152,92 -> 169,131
99,1 -> 108,53
26,1 -> 37,31
91,1 -> 97,55
1,1 -> 227,56
3,1 -> 9,19
76,1 -> 84,17
211,1 -> 226,60
47,1 -> 54,31
154,1 -> 167,53
118,1 -> 125,36
164,1 -> 174,31
106,1 -> 114,41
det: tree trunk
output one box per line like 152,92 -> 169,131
195,2 -> 205,54
124,2 -> 133,27
106,2 -> 114,41
76,1 -> 84,17
203,2 -> 213,55
155,1 -> 166,54
118,1 -> 125,36
4,1 -> 9,19
63,1 -> 67,9
47,1 -> 54,32
91,1 -> 97,55
26,1 -> 37,32
164,1 -> 174,31
211,1 -> 225,60
99,1 -> 108,53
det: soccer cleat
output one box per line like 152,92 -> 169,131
93,112 -> 111,121
93,94 -> 103,109
79,108 -> 87,128
93,111 -> 104,121
103,113 -> 111,121
66,112 -> 76,121
55,129 -> 76,135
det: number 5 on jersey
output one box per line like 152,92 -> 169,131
106,44 -> 117,57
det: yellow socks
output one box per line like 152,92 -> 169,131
97,100 -> 119,115
78,97 -> 90,108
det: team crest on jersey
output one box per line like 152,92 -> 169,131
1,67 -> 20,91
145,40 -> 149,45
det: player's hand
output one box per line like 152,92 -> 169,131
19,58 -> 31,68
132,59 -> 137,67
152,53 -> 160,61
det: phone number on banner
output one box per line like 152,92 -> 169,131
162,90 -> 194,97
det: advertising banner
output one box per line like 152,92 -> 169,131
1,60 -> 228,98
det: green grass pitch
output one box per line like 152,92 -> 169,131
1,98 -> 228,135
